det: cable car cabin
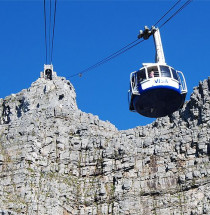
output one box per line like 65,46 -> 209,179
129,26 -> 188,118
128,63 -> 187,118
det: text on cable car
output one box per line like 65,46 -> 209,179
154,78 -> 169,84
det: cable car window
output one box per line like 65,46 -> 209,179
160,66 -> 171,77
147,66 -> 159,78
137,69 -> 146,82
171,68 -> 179,80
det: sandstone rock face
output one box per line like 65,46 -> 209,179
0,75 -> 209,215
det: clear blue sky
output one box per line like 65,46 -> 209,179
0,0 -> 209,130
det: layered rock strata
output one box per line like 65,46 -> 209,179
0,75 -> 209,215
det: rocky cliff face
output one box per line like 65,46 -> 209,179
0,75 -> 209,215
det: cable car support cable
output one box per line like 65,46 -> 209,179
153,0 -> 181,26
69,39 -> 143,78
51,0 -> 57,64
68,0 -> 192,78
44,0 -> 48,64
159,0 -> 193,29
43,0 -> 57,65
49,0 -> 52,63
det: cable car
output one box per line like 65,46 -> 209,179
128,26 -> 187,118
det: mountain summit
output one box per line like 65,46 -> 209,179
0,74 -> 209,215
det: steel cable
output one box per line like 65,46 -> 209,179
153,0 -> 181,26
44,0 -> 48,64
69,39 -> 145,78
50,0 -> 57,64
159,0 -> 193,29
68,0 -> 193,78
43,0 -> 57,64
49,0 -> 52,63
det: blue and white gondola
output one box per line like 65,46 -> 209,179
128,27 -> 187,118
